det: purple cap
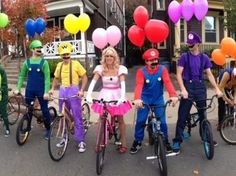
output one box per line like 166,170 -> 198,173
187,32 -> 202,45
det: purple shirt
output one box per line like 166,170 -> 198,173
178,52 -> 212,81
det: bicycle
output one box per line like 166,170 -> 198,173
220,104 -> 236,145
143,101 -> 172,176
92,99 -> 121,175
0,88 -> 20,126
183,94 -> 217,160
48,95 -> 90,161
16,95 -> 57,146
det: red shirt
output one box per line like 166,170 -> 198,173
134,65 -> 177,99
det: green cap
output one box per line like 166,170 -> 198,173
29,40 -> 43,50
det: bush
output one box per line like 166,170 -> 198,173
48,59 -> 60,78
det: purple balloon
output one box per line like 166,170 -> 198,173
168,0 -> 181,24
194,0 -> 208,21
181,0 -> 194,21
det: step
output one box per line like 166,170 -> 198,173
7,74 -> 18,79
5,70 -> 19,74
8,78 -> 18,84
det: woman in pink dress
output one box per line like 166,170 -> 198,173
86,46 -> 131,153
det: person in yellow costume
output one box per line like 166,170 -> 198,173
50,42 -> 88,153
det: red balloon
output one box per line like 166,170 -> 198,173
133,6 -> 149,28
144,19 -> 169,43
128,25 -> 145,48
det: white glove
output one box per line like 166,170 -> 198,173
86,79 -> 97,104
86,95 -> 93,104
43,93 -> 50,100
117,81 -> 126,105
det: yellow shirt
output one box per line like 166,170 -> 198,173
54,60 -> 86,87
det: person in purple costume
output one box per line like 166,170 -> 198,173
172,32 -> 222,154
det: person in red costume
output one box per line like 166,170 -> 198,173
130,48 -> 178,154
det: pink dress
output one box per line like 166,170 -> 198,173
91,65 -> 132,116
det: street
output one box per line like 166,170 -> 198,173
0,120 -> 236,176
1,66 -> 235,176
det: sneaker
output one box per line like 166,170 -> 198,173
165,141 -> 172,153
4,130 -> 10,137
172,142 -> 180,154
44,130 -> 50,140
130,140 -> 142,154
78,142 -> 86,153
56,138 -> 66,148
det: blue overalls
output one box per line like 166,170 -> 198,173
25,58 -> 51,130
173,53 -> 206,143
134,66 -> 169,142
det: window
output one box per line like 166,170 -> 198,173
156,0 -> 165,10
204,16 -> 218,43
158,41 -> 166,49
46,18 -> 55,28
180,18 -> 186,43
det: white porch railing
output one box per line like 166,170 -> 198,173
43,40 -> 96,59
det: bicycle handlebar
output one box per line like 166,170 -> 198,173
184,94 -> 218,110
142,100 -> 172,109
90,99 -> 118,105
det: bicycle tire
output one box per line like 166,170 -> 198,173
201,119 -> 214,160
82,103 -> 90,134
220,115 -> 236,145
16,114 -> 30,145
96,118 -> 106,175
148,116 -> 154,145
154,134 -> 167,176
48,117 -> 69,161
8,96 -> 21,125
49,106 -> 57,122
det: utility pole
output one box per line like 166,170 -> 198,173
123,0 -> 126,63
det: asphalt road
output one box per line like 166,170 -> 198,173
0,118 -> 236,176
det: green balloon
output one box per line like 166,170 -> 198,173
0,13 -> 9,28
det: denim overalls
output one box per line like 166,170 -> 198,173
173,53 -> 207,143
134,66 -> 169,142
25,58 -> 51,130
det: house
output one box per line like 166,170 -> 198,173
149,0 -> 225,72
46,0 -> 126,72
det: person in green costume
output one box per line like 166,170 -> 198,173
14,40 -> 51,140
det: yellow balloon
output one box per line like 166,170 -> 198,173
64,14 -> 80,34
78,13 -> 91,32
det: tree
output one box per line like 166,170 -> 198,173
1,0 -> 64,63
223,0 -> 236,38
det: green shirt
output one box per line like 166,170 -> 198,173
17,57 -> 50,93
0,65 -> 8,93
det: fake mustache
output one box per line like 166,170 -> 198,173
151,62 -> 158,66
63,57 -> 70,60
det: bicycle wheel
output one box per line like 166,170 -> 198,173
49,106 -> 57,122
220,115 -> 236,145
201,119 -> 214,160
16,114 -> 30,145
154,134 -> 167,176
96,118 -> 106,175
48,116 -> 69,161
82,103 -> 90,133
8,96 -> 20,125
148,116 -> 154,145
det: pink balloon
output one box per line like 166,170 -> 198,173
181,0 -> 194,21
194,0 -> 208,21
168,0 -> 181,24
106,25 -> 122,47
92,28 -> 107,49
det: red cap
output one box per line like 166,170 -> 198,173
142,48 -> 159,60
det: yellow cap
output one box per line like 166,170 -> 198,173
58,42 -> 73,55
